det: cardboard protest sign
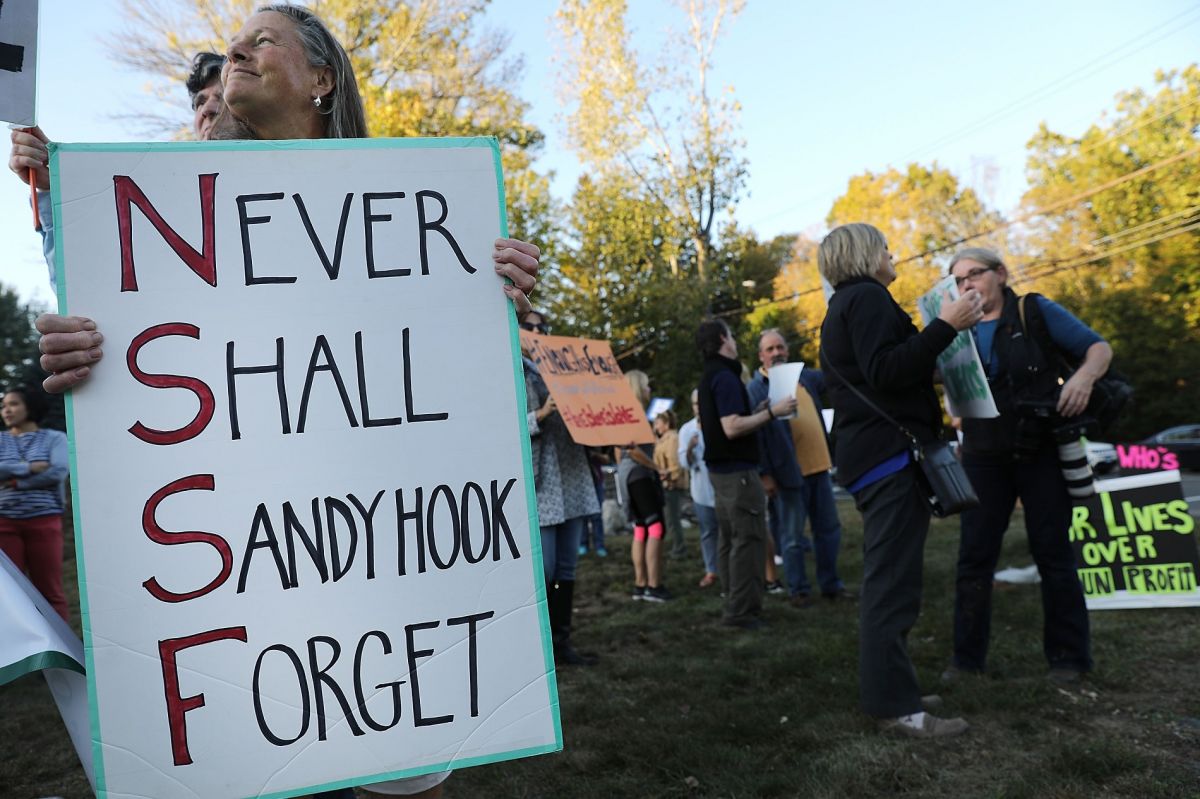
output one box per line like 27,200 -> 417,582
0,0 -> 37,126
52,138 -> 559,798
519,330 -> 654,446
1068,470 -> 1200,609
917,276 -> 998,419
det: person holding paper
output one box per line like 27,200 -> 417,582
694,319 -> 796,631
33,4 -> 540,395
747,329 -> 849,607
819,223 -> 982,737
945,247 -> 1109,685
679,390 -> 720,588
0,386 -> 69,622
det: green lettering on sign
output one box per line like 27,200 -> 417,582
1121,563 -> 1197,595
1077,567 -> 1115,597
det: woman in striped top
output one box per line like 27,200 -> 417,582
0,386 -> 69,621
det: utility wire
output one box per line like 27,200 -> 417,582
891,146 -> 1200,266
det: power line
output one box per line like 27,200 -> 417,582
892,146 -> 1200,266
898,7 -> 1200,162
748,7 -> 1200,228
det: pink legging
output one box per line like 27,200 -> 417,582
632,521 -> 665,542
0,514 -> 69,621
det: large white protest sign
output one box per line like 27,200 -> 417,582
917,276 -> 998,419
51,137 -> 559,798
0,0 -> 37,126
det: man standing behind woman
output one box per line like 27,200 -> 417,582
818,223 -> 982,737
679,391 -> 720,588
653,409 -> 688,560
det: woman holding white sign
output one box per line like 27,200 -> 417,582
34,4 -> 540,394
31,5 -> 546,797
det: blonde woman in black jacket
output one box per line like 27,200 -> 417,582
819,223 -> 981,738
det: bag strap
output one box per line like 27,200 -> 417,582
1018,293 -> 1075,376
819,345 -> 921,454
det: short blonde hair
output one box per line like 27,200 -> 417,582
818,223 -> 888,286
626,369 -> 650,406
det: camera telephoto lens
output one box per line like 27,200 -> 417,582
1055,432 -> 1095,499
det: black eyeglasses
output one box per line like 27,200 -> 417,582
520,321 -> 550,334
953,265 -> 997,287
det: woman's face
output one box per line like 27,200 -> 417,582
2,393 -> 29,428
875,244 -> 897,286
223,11 -> 330,133
653,416 -> 667,435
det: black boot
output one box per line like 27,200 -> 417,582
549,580 -> 597,666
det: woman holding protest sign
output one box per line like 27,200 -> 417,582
819,223 -> 982,738
33,4 -> 540,396
522,309 -> 602,666
0,386 -> 69,622
30,6 -> 543,797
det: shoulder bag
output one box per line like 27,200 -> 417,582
821,348 -> 978,517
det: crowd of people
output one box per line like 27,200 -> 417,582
3,3 -> 1117,792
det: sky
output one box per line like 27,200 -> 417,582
2,0 -> 1198,308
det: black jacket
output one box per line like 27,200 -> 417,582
698,354 -> 759,468
820,276 -> 956,486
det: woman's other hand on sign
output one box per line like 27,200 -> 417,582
537,395 -> 557,422
938,288 -> 984,331
8,126 -> 50,191
494,238 -> 539,316
36,314 -> 103,394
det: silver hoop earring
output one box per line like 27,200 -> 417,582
313,96 -> 322,108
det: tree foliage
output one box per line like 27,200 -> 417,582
1019,65 -> 1200,437
109,0 -> 555,244
825,162 -> 1005,314
0,287 -> 64,430
554,0 -> 747,278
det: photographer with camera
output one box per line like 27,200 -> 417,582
945,248 -> 1112,684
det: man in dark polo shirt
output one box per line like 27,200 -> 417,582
695,319 -> 796,629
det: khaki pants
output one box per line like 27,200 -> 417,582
709,469 -> 767,625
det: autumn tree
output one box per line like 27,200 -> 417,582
108,0 -> 556,244
824,162 -> 1005,314
1019,65 -> 1200,437
554,0 -> 747,279
0,287 -> 64,430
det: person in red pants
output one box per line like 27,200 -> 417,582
0,386 -> 70,621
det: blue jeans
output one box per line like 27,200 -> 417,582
694,502 -> 719,574
777,471 -> 844,596
582,476 -> 605,551
541,516 -> 585,584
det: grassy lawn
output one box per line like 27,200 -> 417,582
4,502 -> 1199,798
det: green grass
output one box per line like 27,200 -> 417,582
5,504 -> 1200,798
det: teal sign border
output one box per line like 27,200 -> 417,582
48,135 -> 559,798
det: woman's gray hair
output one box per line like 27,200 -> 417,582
817,223 -> 889,286
257,4 -> 369,139
947,247 -> 1005,275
